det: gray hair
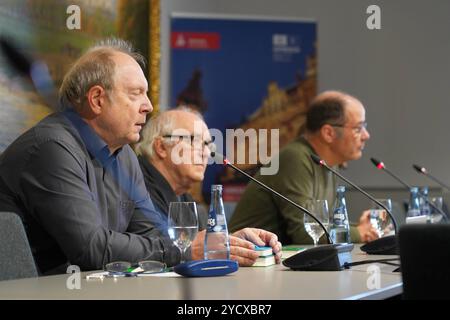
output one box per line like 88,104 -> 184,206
135,107 -> 204,158
59,37 -> 146,109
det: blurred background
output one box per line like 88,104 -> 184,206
1,0 -> 449,222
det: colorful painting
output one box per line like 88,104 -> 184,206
0,0 -> 159,152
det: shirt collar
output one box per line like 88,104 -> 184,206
63,108 -> 119,167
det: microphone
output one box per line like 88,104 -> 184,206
211,151 -> 354,271
371,157 -> 448,221
311,154 -> 398,255
0,36 -> 57,110
371,158 -> 410,189
413,164 -> 450,192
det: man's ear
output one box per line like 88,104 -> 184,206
320,124 -> 337,144
86,85 -> 107,115
153,138 -> 169,159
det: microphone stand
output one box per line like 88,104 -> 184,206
371,158 -> 449,221
220,157 -> 332,244
311,154 -> 398,255
212,152 -> 354,271
413,164 -> 450,193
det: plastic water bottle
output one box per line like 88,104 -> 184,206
204,185 -> 230,260
419,186 -> 431,217
407,187 -> 421,217
330,186 -> 351,244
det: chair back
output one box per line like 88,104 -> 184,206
0,212 -> 38,281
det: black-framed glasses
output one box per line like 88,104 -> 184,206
104,260 -> 167,277
330,122 -> 368,134
162,134 -> 216,151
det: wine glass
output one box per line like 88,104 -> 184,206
304,200 -> 330,246
168,202 -> 199,264
370,199 -> 393,237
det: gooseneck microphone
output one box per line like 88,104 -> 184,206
212,152 -> 332,243
211,152 -> 354,271
311,154 -> 398,255
413,164 -> 450,192
371,157 -> 448,221
371,158 -> 410,189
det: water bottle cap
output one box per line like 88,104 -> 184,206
410,186 -> 419,192
211,184 -> 223,191
337,186 -> 346,192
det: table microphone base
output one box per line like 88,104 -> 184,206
360,235 -> 398,255
283,243 -> 354,271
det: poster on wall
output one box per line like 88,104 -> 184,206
170,14 -> 317,203
0,0 -> 157,152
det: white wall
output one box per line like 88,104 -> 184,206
160,0 -> 450,190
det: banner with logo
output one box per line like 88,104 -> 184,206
170,15 -> 317,204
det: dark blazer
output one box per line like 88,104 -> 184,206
138,155 -> 208,231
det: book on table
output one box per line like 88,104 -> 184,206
281,245 -> 306,259
253,246 -> 276,267
251,245 -> 307,266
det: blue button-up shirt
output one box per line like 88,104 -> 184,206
0,110 -> 178,273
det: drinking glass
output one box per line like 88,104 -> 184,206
430,196 -> 444,223
370,199 -> 393,237
168,202 -> 199,263
304,199 -> 330,246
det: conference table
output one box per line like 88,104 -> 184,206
0,245 -> 402,300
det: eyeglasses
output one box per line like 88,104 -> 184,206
330,122 -> 368,134
104,260 -> 167,277
162,134 -> 216,152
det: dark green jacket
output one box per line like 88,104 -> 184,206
229,136 -> 361,245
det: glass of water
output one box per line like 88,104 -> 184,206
430,196 -> 444,223
168,202 -> 199,264
370,199 -> 393,237
304,199 -> 330,246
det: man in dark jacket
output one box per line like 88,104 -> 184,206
135,107 -> 282,265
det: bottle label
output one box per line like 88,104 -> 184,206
333,212 -> 346,222
207,210 -> 226,232
207,208 -> 217,231
207,217 -> 216,228
333,207 -> 348,226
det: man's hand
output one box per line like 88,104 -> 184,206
190,228 -> 282,267
191,230 -> 206,261
231,228 -> 282,266
357,210 -> 380,242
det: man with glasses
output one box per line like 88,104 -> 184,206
230,91 -> 378,245
135,108 -> 212,231
135,107 -> 282,266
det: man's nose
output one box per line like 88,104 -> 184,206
362,127 -> 370,140
142,95 -> 153,114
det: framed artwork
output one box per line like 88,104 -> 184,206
0,0 -> 160,152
